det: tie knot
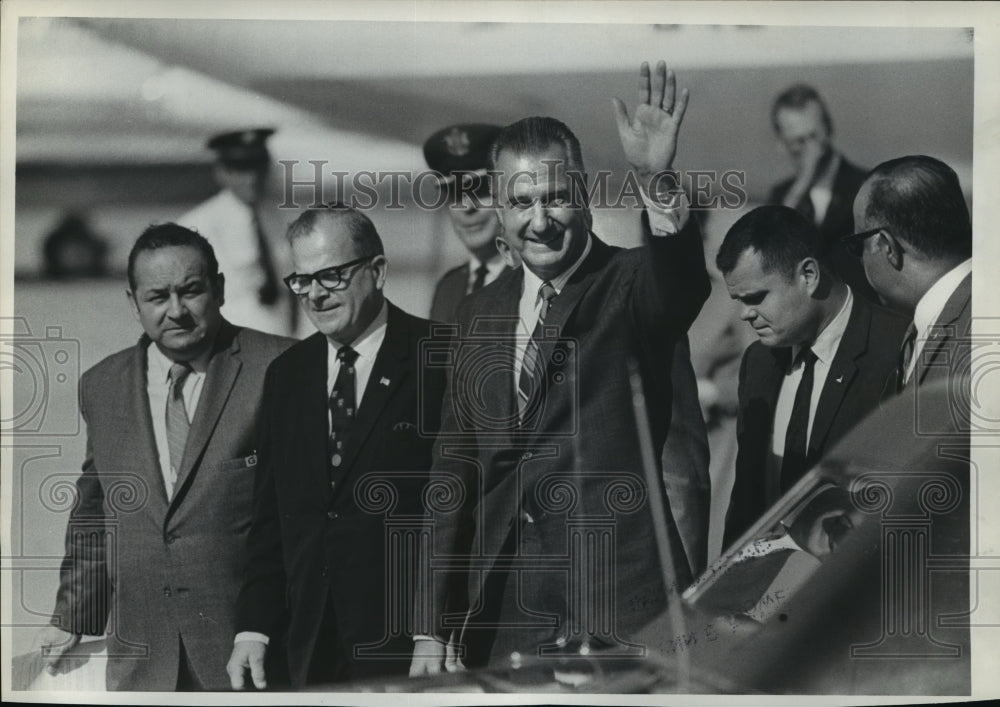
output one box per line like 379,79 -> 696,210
168,361 -> 192,385
796,347 -> 818,368
337,346 -> 359,366
538,281 -> 557,305
474,263 -> 489,278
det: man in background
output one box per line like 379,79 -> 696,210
179,128 -> 297,337
423,123 -> 509,323
717,205 -> 907,547
769,84 -> 876,302
35,224 -> 291,690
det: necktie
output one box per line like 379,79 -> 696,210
252,208 -> 280,306
328,346 -> 359,472
517,281 -> 557,424
165,362 -> 192,498
896,322 -> 918,392
781,348 -> 818,493
471,263 -> 489,292
796,192 -> 816,225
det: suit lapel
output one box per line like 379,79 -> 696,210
124,339 -> 170,514
821,160 -> 853,233
171,323 -> 242,507
475,269 -> 524,433
809,297 -> 867,456
916,272 -> 971,385
339,304 -> 409,475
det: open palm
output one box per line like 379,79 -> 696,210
613,61 -> 689,180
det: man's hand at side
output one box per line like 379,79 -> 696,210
227,640 -> 267,690
35,625 -> 81,676
409,639 -> 447,677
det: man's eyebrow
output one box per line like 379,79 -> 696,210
731,289 -> 766,302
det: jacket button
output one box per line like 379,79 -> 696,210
327,511 -> 338,520
163,587 -> 172,597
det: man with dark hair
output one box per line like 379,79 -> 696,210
411,62 -> 711,673
179,128 -> 297,336
769,84 -> 876,302
849,155 -> 972,395
718,205 -> 907,547
35,224 -> 292,690
423,123 -> 510,323
228,205 -> 445,688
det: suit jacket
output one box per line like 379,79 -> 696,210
430,263 -> 471,324
914,272 -> 972,390
50,322 -> 292,691
723,296 -> 908,549
236,303 -> 445,687
425,216 -> 711,652
770,157 -> 877,302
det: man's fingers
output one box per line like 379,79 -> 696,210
672,87 -> 690,125
651,60 -> 666,109
658,62 -> 671,111
637,61 -> 651,107
408,656 -> 442,677
227,656 -> 246,690
249,653 -> 268,690
611,97 -> 631,134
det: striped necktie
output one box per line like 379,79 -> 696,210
517,281 -> 557,424
165,362 -> 192,498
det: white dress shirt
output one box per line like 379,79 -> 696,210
766,288 -> 854,501
145,342 -> 208,499
905,258 -> 972,384
326,301 -> 389,411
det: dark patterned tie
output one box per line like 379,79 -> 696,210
517,281 -> 557,424
165,362 -> 192,498
896,322 -> 918,392
328,346 -> 359,472
781,348 -> 818,492
471,263 -> 489,292
252,207 -> 280,306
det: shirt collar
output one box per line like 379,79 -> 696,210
913,258 -> 972,337
146,339 -> 212,383
793,286 -> 854,367
522,233 -> 593,303
469,254 -> 507,279
327,300 -> 388,363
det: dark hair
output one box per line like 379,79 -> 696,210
285,203 -> 385,257
771,84 -> 833,136
489,116 -> 586,175
861,155 -> 971,261
127,223 -> 219,290
717,205 -> 828,278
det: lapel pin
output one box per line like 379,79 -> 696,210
835,375 -> 844,384
380,377 -> 391,386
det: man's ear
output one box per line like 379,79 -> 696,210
878,230 -> 904,271
372,255 -> 388,291
214,273 -> 226,307
799,257 -> 821,295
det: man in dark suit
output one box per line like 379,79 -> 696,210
424,123 -> 509,324
228,205 -> 445,688
849,155 -> 972,398
718,206 -> 908,548
36,224 -> 292,690
410,61 -> 710,673
768,84 -> 876,302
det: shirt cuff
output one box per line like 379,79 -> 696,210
640,185 -> 690,236
413,634 -> 446,643
234,631 -> 270,646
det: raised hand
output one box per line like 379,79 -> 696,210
612,61 -> 690,181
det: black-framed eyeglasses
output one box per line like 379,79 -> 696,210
841,227 -> 884,258
283,256 -> 376,295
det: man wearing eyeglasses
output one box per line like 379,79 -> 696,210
717,205 -> 907,548
227,205 -> 445,688
849,155 -> 972,398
